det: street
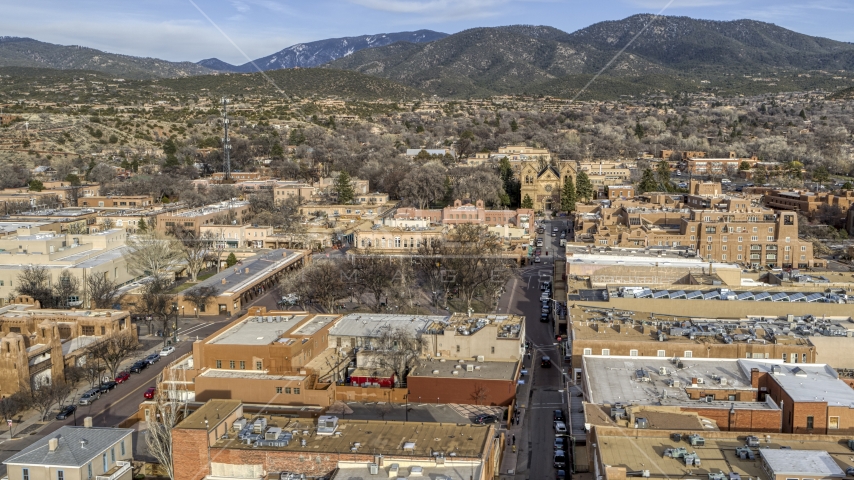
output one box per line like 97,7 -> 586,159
498,217 -> 572,479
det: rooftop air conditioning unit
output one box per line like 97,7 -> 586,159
466,364 -> 474,372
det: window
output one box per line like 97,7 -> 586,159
285,387 -> 291,394
294,388 -> 300,394
629,349 -> 638,357
767,236 -> 774,241
751,236 -> 758,241
229,360 -> 235,369
583,348 -> 592,355
657,350 -> 666,357
684,351 -> 693,358
806,416 -> 814,429
722,246 -> 727,251
256,361 -> 262,370
738,236 -> 743,242
239,361 -> 245,370
722,254 -> 727,260
722,236 -> 727,242
23,469 -> 29,480
456,345 -> 460,353
82,326 -> 95,335
111,447 -> 115,462
801,245 -> 806,251
829,416 -> 840,429
782,353 -> 787,362
601,349 -> 610,356
802,353 -> 807,363
276,387 -> 283,393
216,360 -> 222,368
707,236 -> 712,242
57,472 -> 64,480
737,254 -> 742,260
103,453 -> 107,472
491,346 -> 495,354
88,464 -> 92,479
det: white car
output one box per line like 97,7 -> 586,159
554,421 -> 567,433
160,346 -> 176,356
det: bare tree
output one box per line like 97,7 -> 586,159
415,240 -> 448,307
146,370 -> 189,480
345,253 -> 396,312
281,260 -> 346,313
87,332 -> 140,380
182,285 -> 218,317
0,394 -> 27,433
135,279 -> 177,342
124,232 -> 182,281
63,365 -> 86,385
86,273 -> 124,309
442,224 -> 512,312
83,359 -> 106,389
53,380 -> 73,408
471,383 -> 490,405
366,326 -> 425,386
170,227 -> 213,282
29,378 -> 61,421
53,270 -> 80,308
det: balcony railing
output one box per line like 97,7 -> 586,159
96,460 -> 130,480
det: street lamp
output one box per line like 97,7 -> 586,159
181,306 -> 185,318
405,390 -> 410,422
194,307 -> 197,318
204,417 -> 212,476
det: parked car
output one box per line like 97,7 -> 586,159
472,414 -> 498,425
145,353 -> 160,364
130,361 -> 147,373
160,346 -> 176,356
97,381 -> 117,394
554,436 -> 567,451
541,356 -> 552,368
79,389 -> 100,405
144,387 -> 156,399
846,467 -> 854,477
115,371 -> 130,384
556,470 -> 567,480
56,404 -> 77,420
553,409 -> 565,422
534,256 -> 541,263
554,421 -> 567,434
554,450 -> 567,468
540,313 -> 549,322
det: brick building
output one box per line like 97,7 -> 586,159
569,309 -> 815,382
171,399 -> 499,480
407,358 -> 521,406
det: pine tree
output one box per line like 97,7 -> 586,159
561,175 -> 576,213
638,168 -> 659,193
634,122 -> 645,139
521,194 -> 533,209
137,218 -> 148,233
226,252 -> 238,267
334,171 -> 355,204
575,171 -> 593,203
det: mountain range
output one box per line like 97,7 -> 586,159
198,30 -> 447,73
322,15 -> 854,97
0,36 -> 213,79
2,16 -> 854,98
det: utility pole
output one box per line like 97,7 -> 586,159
221,97 -> 232,183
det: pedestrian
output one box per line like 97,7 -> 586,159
512,434 -> 516,445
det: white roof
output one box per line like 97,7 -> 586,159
740,360 -> 854,406
328,314 -> 447,338
760,449 -> 844,476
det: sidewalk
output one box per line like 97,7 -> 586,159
498,352 -> 534,480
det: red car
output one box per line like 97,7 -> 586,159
115,371 -> 130,384
144,387 -> 156,399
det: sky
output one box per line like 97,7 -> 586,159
1,0 -> 853,65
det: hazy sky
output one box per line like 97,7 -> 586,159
2,0 -> 852,64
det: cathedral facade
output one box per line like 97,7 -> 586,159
519,160 -> 577,212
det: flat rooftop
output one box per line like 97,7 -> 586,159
425,313 -> 524,338
178,399 -> 242,430
582,356 -> 774,409
206,417 -> 491,458
198,369 -> 307,381
565,249 -> 739,270
208,314 -> 308,345
595,428 -> 854,480
410,358 -> 518,381
290,314 -> 338,336
761,449 -> 844,476
331,463 -> 482,480
329,314 -> 446,338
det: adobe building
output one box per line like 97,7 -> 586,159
395,199 -> 533,228
171,399 -> 499,480
0,304 -> 132,396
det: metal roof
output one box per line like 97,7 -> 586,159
770,293 -> 789,302
4,426 -> 132,467
760,449 -> 844,477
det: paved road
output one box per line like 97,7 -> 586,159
500,219 -> 570,479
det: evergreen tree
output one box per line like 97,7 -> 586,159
334,171 -> 355,204
561,175 -> 576,212
634,122 -> 645,139
521,194 -> 533,209
799,109 -> 807,119
510,119 -> 519,132
137,218 -> 148,233
638,168 -> 658,193
226,252 -> 238,268
575,171 -> 593,203
656,159 -> 671,187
